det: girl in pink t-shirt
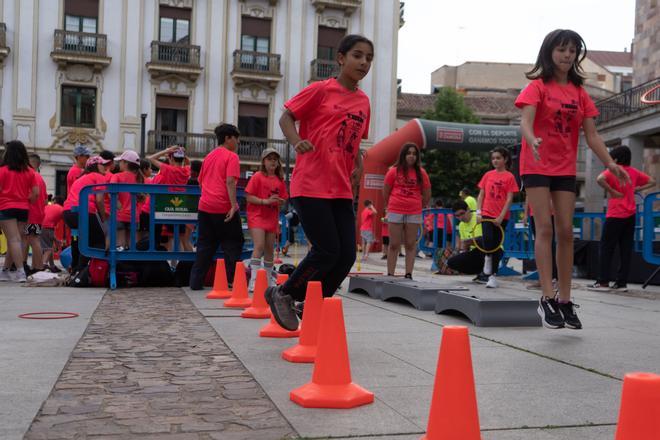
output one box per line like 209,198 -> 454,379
0,141 -> 39,282
265,35 -> 373,331
383,143 -> 432,280
110,150 -> 145,249
516,29 -> 629,329
475,147 -> 519,287
245,149 -> 288,291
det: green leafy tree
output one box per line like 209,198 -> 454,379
421,87 -> 490,204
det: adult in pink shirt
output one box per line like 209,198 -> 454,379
189,124 -> 244,290
590,146 -> 655,291
359,200 -> 376,261
0,141 -> 40,282
62,156 -> 111,272
517,29 -> 629,330
66,145 -> 91,196
245,148 -> 288,290
266,35 -> 373,331
475,147 -> 519,287
383,143 -> 431,280
110,150 -> 145,249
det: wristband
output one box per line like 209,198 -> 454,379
475,209 -> 481,215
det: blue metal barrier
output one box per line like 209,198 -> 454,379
278,212 -> 308,249
499,204 -> 534,276
419,208 -> 456,271
642,191 -> 660,266
78,183 -> 252,289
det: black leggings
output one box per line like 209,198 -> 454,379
598,215 -> 635,284
481,216 -> 507,275
63,210 -> 106,272
282,197 -> 356,302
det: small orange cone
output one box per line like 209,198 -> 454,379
614,372 -> 660,439
290,297 -> 374,408
223,262 -> 252,308
421,326 -> 481,440
259,273 -> 299,338
282,281 -> 323,363
206,259 -> 231,299
241,269 -> 270,319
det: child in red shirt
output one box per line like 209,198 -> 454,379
0,141 -> 40,282
266,35 -> 373,331
359,199 -> 376,261
110,150 -> 145,249
383,143 -> 432,280
589,146 -> 655,291
516,29 -> 629,329
190,124 -> 244,290
66,145 -> 91,195
245,148 -> 288,291
22,154 -> 48,273
475,147 -> 519,288
41,196 -> 65,272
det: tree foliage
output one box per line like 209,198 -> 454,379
421,87 -> 490,203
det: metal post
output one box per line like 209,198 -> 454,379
140,113 -> 147,156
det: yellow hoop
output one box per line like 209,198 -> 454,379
471,218 -> 505,254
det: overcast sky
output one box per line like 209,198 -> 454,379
396,0 -> 636,94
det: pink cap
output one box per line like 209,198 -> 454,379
118,150 -> 140,165
86,156 -> 112,167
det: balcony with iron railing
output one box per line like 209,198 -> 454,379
146,41 -> 203,81
0,23 -> 9,64
51,29 -> 111,70
237,137 -> 295,164
147,130 -> 216,157
231,50 -> 282,89
595,78 -> 660,126
310,59 -> 339,81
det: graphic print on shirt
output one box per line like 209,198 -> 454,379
489,179 -> 506,202
334,105 -> 367,156
396,172 -> 419,198
550,97 -> 578,138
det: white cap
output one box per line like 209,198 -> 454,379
118,150 -> 140,165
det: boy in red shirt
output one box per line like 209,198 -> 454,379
66,145 -> 91,195
589,146 -> 655,292
359,200 -> 376,261
41,196 -> 65,272
190,124 -> 244,290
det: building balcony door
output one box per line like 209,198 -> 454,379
155,95 -> 189,150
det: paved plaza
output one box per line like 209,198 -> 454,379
1,255 -> 659,439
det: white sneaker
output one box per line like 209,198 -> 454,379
486,275 -> 498,289
0,269 -> 11,282
9,269 -> 27,283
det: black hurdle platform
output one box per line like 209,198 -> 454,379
347,275 -> 541,327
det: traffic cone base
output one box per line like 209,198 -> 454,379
282,344 -> 316,363
241,269 -> 270,318
206,259 -> 231,299
290,383 -> 374,409
223,262 -> 252,309
281,281 -> 324,364
259,316 -> 300,338
615,372 -> 660,440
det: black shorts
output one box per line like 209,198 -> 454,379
382,236 -> 390,246
24,223 -> 42,236
139,212 -> 150,232
521,174 -> 576,193
0,208 -> 29,222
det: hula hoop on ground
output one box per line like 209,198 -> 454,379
641,84 -> 660,105
471,218 -> 505,254
18,312 -> 80,320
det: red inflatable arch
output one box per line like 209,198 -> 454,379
358,119 -> 520,249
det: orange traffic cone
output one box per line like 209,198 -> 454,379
241,269 -> 270,319
282,281 -> 323,363
223,262 -> 252,308
259,273 -> 300,338
290,297 -> 374,408
206,259 -> 231,299
421,326 -> 481,440
614,372 -> 660,439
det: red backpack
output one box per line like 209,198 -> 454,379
89,258 -> 109,287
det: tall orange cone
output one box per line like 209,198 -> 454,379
241,269 -> 270,319
615,372 -> 660,439
206,259 -> 231,299
421,326 -> 481,440
282,281 -> 323,363
290,297 -> 374,408
223,262 -> 252,308
259,273 -> 300,338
